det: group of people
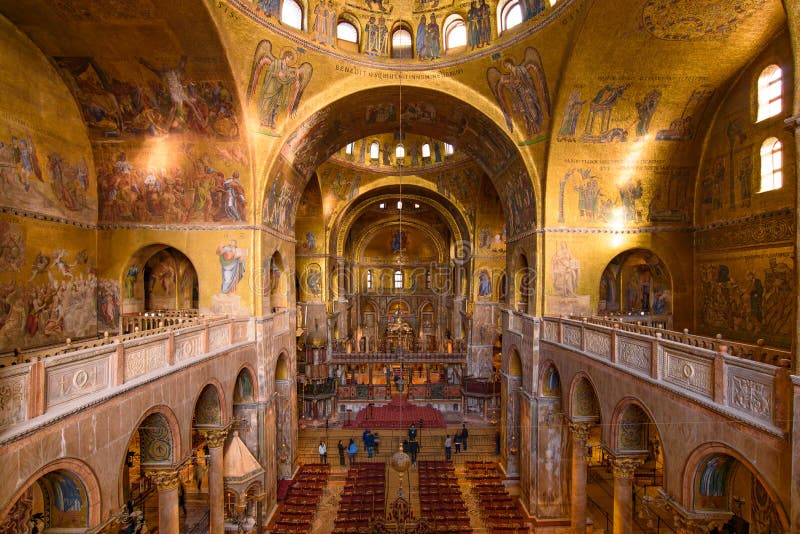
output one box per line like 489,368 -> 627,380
318,423 -> 471,466
443,424 -> 469,460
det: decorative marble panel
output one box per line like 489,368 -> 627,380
563,325 -> 581,349
124,343 -> 167,381
585,331 -> 611,359
233,321 -> 249,343
46,357 -> 110,408
664,350 -> 712,398
542,320 -> 558,342
174,332 -> 202,361
0,374 -> 27,430
728,370 -> 772,422
618,338 -> 651,373
209,325 -> 230,351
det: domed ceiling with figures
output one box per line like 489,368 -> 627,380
0,0 -> 794,351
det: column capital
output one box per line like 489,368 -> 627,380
568,420 -> 593,442
147,468 -> 181,491
784,114 -> 800,131
612,456 -> 645,479
202,427 -> 229,448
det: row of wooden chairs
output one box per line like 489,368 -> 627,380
333,462 -> 386,534
417,461 -> 472,533
271,463 -> 331,534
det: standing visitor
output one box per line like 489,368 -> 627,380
338,440 -> 346,465
319,440 -> 327,464
444,434 -> 452,460
347,438 -> 358,464
460,424 -> 469,451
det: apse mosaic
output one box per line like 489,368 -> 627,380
96,141 -> 248,224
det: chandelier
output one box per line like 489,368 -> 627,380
366,444 -> 432,533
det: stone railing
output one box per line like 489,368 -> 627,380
120,309 -> 200,334
541,316 -> 791,434
580,316 -> 792,370
0,316 -> 254,440
0,314 -> 215,368
272,308 -> 290,335
329,351 -> 467,363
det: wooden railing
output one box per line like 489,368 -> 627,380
536,315 -> 792,434
0,316 -> 254,440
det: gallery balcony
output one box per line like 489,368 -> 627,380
329,350 -> 467,364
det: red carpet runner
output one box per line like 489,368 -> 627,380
345,395 -> 446,429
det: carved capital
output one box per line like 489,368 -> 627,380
784,114 -> 800,131
612,456 -> 645,479
147,468 -> 181,491
569,421 -> 593,442
202,428 -> 229,449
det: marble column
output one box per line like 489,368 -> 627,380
204,428 -> 229,534
569,421 -> 593,533
612,456 -> 644,534
149,468 -> 181,534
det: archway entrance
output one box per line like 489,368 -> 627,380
598,249 -> 672,327
121,245 -> 199,332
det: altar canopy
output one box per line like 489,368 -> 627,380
346,395 -> 446,429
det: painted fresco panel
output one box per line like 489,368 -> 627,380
696,251 -> 793,348
0,216 -> 98,353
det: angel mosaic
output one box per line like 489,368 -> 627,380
486,47 -> 550,138
247,41 -> 313,133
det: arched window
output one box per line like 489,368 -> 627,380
444,142 -> 454,156
337,20 -> 358,43
421,143 -> 431,158
345,142 -> 354,155
392,27 -> 413,59
757,65 -> 782,122
498,0 -> 522,34
759,137 -> 782,192
367,269 -> 373,289
370,141 -> 380,160
444,15 -> 467,50
395,143 -> 405,159
393,269 -> 404,289
281,0 -> 303,29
